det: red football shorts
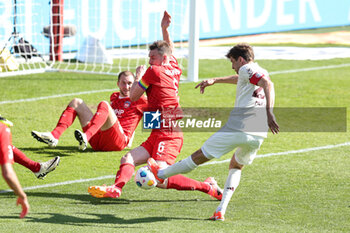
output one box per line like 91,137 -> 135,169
141,131 -> 183,165
0,124 -> 14,165
83,120 -> 127,151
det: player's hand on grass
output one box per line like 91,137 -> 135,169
195,79 -> 215,94
267,111 -> 279,134
16,196 -> 29,219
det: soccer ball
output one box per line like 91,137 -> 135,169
135,166 -> 157,190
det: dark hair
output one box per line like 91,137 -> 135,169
149,40 -> 171,56
226,43 -> 254,62
118,71 -> 135,82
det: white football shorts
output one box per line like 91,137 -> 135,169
201,131 -> 264,165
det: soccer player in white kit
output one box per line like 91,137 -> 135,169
148,43 -> 279,221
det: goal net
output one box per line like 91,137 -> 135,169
0,0 -> 193,79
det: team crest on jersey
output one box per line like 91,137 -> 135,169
124,101 -> 131,108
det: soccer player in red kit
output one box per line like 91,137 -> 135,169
0,116 -> 59,180
88,11 -> 222,200
0,116 -> 60,218
31,71 -> 147,151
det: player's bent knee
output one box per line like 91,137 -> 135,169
191,149 -> 210,165
120,152 -> 134,164
100,100 -> 109,105
98,100 -> 110,109
69,98 -> 84,108
230,162 -> 244,170
230,155 -> 244,170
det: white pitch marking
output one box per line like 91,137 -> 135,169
2,63 -> 350,106
202,141 -> 350,166
0,175 -> 115,193
269,63 -> 350,75
0,89 -> 116,105
0,142 -> 349,193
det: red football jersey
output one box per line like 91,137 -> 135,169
109,92 -> 147,138
138,55 -> 182,109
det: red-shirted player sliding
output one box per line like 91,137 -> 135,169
31,71 -> 147,151
88,11 -> 222,200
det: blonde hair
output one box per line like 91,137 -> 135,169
149,40 -> 171,56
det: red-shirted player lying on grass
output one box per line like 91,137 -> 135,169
31,71 -> 147,152
87,11 -> 223,201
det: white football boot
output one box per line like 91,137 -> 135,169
34,156 -> 60,179
74,129 -> 88,151
31,131 -> 58,147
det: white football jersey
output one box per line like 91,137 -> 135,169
225,62 -> 269,138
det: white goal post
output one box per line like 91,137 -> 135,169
0,0 -> 199,81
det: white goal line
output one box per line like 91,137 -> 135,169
0,141 -> 349,193
1,63 -> 350,106
0,89 -> 115,105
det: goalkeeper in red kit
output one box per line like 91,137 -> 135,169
88,11 -> 223,200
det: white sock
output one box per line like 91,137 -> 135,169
216,168 -> 241,215
158,156 -> 198,179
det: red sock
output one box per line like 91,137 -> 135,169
51,106 -> 77,139
114,163 -> 135,189
84,101 -> 109,141
13,146 -> 40,173
167,175 -> 211,193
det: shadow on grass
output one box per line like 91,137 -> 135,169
0,191 -> 217,205
18,146 -> 79,157
0,192 -> 210,227
19,146 -> 99,157
19,146 -> 131,157
1,212 -> 203,227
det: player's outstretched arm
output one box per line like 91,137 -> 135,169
195,75 -> 238,94
1,163 -> 30,218
161,11 -> 174,53
257,76 -> 279,134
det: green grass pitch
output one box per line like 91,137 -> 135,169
0,58 -> 349,232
